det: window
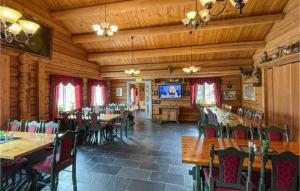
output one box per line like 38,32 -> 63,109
196,83 -> 215,104
93,85 -> 103,106
58,83 -> 75,111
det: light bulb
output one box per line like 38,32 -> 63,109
199,9 -> 211,23
182,18 -> 190,26
199,0 -> 216,9
18,20 -> 40,35
0,6 -> 22,24
8,23 -> 22,35
110,25 -> 118,32
92,24 -> 100,31
97,29 -> 104,36
186,11 -> 197,19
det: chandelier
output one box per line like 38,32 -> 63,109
92,0 -> 118,37
183,31 -> 201,75
0,5 -> 40,44
182,0 -> 248,30
125,36 -> 140,77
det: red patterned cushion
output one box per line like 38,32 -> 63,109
275,159 -> 297,190
234,129 -> 247,139
205,128 -> 217,137
10,124 -> 18,131
28,125 -> 37,133
203,167 -> 241,191
268,131 -> 282,141
32,154 -> 73,173
223,155 -> 241,183
45,126 -> 54,134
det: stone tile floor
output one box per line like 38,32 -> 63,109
42,112 -> 199,191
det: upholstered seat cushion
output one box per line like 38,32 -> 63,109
113,122 -> 122,128
45,126 -> 54,134
274,159 -> 297,190
10,124 -> 19,131
234,129 -> 247,139
32,154 -> 73,173
203,167 -> 243,191
205,128 -> 217,137
268,131 -> 282,141
1,158 -> 28,177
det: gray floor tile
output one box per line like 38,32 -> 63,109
126,179 -> 166,191
139,162 -> 169,172
117,167 -> 151,180
92,164 -> 122,175
150,171 -> 185,186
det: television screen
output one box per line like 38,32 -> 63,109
159,84 -> 182,99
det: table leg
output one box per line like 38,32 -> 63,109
189,165 -> 202,191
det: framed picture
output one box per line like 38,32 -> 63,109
154,91 -> 158,96
152,100 -> 157,104
184,90 -> 190,96
223,91 -> 236,100
156,100 -> 161,104
243,84 -> 256,101
116,88 -> 122,97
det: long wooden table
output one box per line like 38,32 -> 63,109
205,108 -> 261,128
0,131 -> 56,160
181,136 -> 299,191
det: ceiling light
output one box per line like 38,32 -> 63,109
124,37 -> 140,77
18,20 -> 40,35
0,6 -> 22,23
8,23 -> 22,35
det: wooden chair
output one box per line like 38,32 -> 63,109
112,108 -> 128,140
31,129 -> 79,191
7,119 -> 23,131
25,121 -> 42,133
258,125 -> 289,142
226,124 -> 254,140
74,112 -> 87,142
237,107 -> 244,117
61,112 -> 70,130
88,113 -> 106,144
259,149 -> 299,191
252,112 -> 264,126
203,144 -> 254,191
202,124 -> 222,138
43,121 -> 60,134
244,109 -> 254,120
198,107 -> 208,131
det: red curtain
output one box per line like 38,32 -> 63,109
49,75 -> 83,120
188,77 -> 221,108
88,79 -> 107,106
130,84 -> 137,105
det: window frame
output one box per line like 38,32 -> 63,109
196,83 -> 216,106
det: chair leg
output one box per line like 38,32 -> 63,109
120,127 -> 123,140
50,172 -> 56,191
55,172 -> 59,191
72,163 -> 77,191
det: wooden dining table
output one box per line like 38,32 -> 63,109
205,108 -> 262,128
0,131 -> 56,160
181,136 -> 299,191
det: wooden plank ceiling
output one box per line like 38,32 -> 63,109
41,0 -> 288,79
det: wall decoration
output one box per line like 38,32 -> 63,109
156,100 -> 161,104
243,84 -> 256,101
152,100 -> 157,104
154,91 -> 158,96
223,91 -> 237,100
116,88 -> 122,97
184,90 -> 190,96
0,16 -> 53,58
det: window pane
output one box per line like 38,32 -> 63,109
94,85 -> 103,106
196,85 -> 204,104
196,83 -> 215,104
65,83 -> 75,111
58,83 -> 64,111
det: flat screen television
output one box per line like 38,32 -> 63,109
159,84 -> 182,99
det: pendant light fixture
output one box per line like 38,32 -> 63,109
183,31 -> 200,75
125,36 -> 140,76
92,0 -> 118,37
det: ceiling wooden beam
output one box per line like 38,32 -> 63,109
88,41 -> 265,61
101,66 -> 241,78
72,14 -> 283,44
50,0 -> 194,20
100,58 -> 253,71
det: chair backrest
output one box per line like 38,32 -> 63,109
198,108 -> 208,128
237,108 -> 244,117
26,121 -> 42,133
51,129 -> 78,172
75,112 -> 84,128
106,108 -> 113,114
252,112 -> 263,125
7,119 -> 22,131
61,112 -> 70,129
259,149 -> 299,191
203,124 -> 222,138
244,110 -> 254,120
44,121 -> 59,134
226,124 -> 253,140
90,112 -> 99,130
208,144 -> 254,191
259,125 -> 289,142
94,106 -> 100,114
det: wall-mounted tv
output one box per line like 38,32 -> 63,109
159,84 -> 182,99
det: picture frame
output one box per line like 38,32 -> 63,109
154,91 -> 158,96
243,84 -> 256,101
152,100 -> 157,104
156,100 -> 161,104
116,88 -> 122,97
223,91 -> 237,100
184,90 -> 190,96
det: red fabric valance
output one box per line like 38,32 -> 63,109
88,79 -> 107,106
49,75 -> 83,120
188,77 -> 221,108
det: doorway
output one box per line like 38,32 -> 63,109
126,80 -> 152,119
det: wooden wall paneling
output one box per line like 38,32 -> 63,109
82,78 -> 88,107
38,61 -> 46,120
19,54 -> 31,120
290,63 -> 299,141
0,55 -> 11,130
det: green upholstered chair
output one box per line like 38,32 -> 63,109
31,129 -> 79,191
258,125 -> 289,142
7,119 -> 23,131
25,121 -> 42,133
259,149 -> 299,191
203,144 -> 255,191
226,124 -> 254,140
